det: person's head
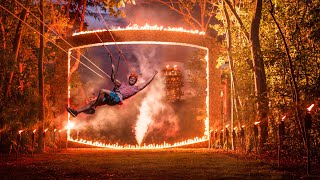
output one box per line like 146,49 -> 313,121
128,73 -> 138,85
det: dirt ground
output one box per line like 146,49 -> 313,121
0,148 -> 308,179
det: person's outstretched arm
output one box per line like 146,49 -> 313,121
111,64 -> 122,87
137,71 -> 158,91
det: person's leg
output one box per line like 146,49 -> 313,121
67,89 -> 112,117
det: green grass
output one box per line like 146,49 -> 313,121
0,148 -> 293,179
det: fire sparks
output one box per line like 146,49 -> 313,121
307,104 -> 314,111
69,136 -> 208,149
72,24 -> 205,36
67,30 -> 210,149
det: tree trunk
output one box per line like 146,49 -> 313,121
250,0 -> 268,146
268,0 -> 305,146
6,5 -> 29,97
37,0 -> 45,153
69,0 -> 86,77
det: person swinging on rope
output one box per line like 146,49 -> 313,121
66,65 -> 158,117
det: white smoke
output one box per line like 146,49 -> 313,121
133,45 -> 179,145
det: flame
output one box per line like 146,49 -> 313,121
307,104 -> 314,111
173,65 -> 177,68
33,129 -> 36,133
72,24 -> 205,36
281,115 -> 286,121
44,128 -> 48,132
54,129 -> 57,132
254,121 -> 260,125
233,127 -> 237,130
18,130 -> 23,134
225,124 -> 229,128
59,130 -> 62,133
68,30 -> 211,149
69,136 -> 208,149
67,122 -> 75,129
241,125 -> 245,128
166,65 -> 169,68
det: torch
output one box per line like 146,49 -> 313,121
43,128 -> 48,152
278,115 -> 286,168
58,130 -> 62,149
53,129 -> 56,152
225,125 -> 230,151
16,130 -> 23,159
214,129 -> 218,149
233,127 -> 237,151
220,130 -> 223,149
32,129 -> 36,157
305,104 -> 314,175
254,122 -> 260,159
240,125 -> 245,154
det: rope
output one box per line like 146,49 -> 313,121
93,1 -> 133,72
0,4 -> 107,79
74,6 -> 128,75
14,0 -> 111,79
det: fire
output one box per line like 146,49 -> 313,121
281,115 -> 286,121
44,128 -> 48,132
18,130 -> 23,134
72,24 -> 206,36
254,121 -> 260,125
166,65 -> 169,68
68,30 -> 210,149
69,136 -> 208,149
225,124 -> 229,128
307,104 -> 314,111
54,129 -> 57,132
33,129 -> 36,133
233,127 -> 237,130
241,125 -> 245,128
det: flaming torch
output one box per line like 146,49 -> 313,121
305,104 -> 314,175
253,122 -> 260,159
32,129 -> 36,156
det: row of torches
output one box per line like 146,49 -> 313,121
15,104 -> 315,149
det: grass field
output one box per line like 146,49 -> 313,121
0,148 -> 296,179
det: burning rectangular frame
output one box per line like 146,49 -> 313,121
67,41 -> 210,149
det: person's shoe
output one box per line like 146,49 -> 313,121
66,107 -> 78,117
84,108 -> 95,114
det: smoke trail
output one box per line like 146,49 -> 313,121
133,45 -> 179,145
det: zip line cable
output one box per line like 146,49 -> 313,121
0,4 -> 107,79
74,7 -> 127,76
93,1 -> 133,72
14,0 -> 111,79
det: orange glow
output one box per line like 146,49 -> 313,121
72,24 -> 206,36
241,125 -> 245,128
307,104 -> 314,111
69,136 -> 208,149
44,128 -> 48,132
59,130 -> 62,133
225,124 -> 229,128
33,129 -> 36,133
68,28 -> 210,149
18,130 -> 23,134
281,115 -> 286,121
254,121 -> 260,125
54,129 -> 57,132
233,127 -> 237,130
173,65 -> 177,68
